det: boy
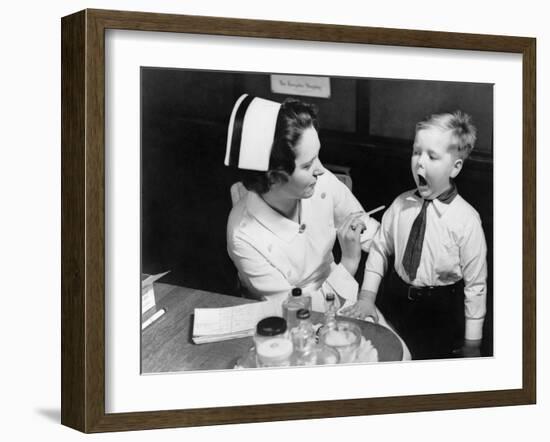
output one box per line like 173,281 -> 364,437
342,111 -> 487,360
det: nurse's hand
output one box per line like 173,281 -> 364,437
338,212 -> 367,276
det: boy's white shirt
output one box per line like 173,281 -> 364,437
363,190 -> 488,340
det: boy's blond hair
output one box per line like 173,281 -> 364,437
416,111 -> 477,160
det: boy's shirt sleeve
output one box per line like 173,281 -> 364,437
459,214 -> 488,340
362,199 -> 397,290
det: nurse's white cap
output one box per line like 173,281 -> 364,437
224,94 -> 282,171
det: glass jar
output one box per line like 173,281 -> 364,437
318,320 -> 362,364
254,316 -> 293,367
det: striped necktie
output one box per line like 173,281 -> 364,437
401,182 -> 458,281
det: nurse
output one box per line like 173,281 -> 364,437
225,94 -> 377,313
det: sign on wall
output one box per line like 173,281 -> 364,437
270,75 -> 331,98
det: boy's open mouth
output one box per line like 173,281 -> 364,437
418,175 -> 428,187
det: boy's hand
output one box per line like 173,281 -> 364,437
455,339 -> 482,358
340,290 -> 379,322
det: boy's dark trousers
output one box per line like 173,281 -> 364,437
380,270 -> 465,360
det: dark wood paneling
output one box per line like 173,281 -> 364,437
368,80 -> 493,153
141,68 -> 241,294
141,118 -> 239,294
141,68 -> 239,124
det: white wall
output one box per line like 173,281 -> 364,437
1,0 -> 546,440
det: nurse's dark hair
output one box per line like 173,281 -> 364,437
239,98 -> 319,194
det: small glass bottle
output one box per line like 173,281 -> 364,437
254,316 -> 293,368
291,309 -> 317,366
282,287 -> 311,330
324,292 -> 338,331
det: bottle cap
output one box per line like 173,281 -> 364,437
325,292 -> 335,301
296,308 -> 310,320
291,287 -> 302,297
256,316 -> 287,336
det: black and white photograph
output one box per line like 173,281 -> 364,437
140,68 -> 494,373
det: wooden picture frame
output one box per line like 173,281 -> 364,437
61,8 -> 536,433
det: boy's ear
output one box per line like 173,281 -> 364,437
450,158 -> 464,179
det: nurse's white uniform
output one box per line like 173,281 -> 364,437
227,170 -> 368,314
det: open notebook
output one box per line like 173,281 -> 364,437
192,300 -> 280,344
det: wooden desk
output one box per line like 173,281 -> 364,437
141,283 -> 403,373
